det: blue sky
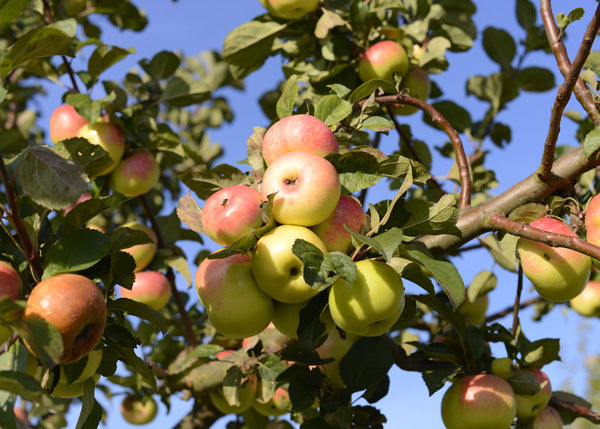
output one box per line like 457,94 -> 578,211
35,0 -> 600,427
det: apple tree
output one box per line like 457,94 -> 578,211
2,0 -> 600,428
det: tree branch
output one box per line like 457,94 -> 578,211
485,297 -> 544,324
550,396 -> 600,424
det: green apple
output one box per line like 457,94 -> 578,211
259,0 -> 320,20
512,368 -> 552,419
58,348 -> 103,384
78,121 -> 125,176
119,271 -> 171,311
517,217 -> 591,302
314,328 -> 359,388
532,406 -> 563,429
328,260 -> 405,337
121,221 -> 158,273
310,195 -> 366,253
195,253 -> 274,339
109,150 -> 160,197
262,114 -> 338,165
51,373 -> 100,398
251,225 -> 327,303
491,357 -> 515,379
457,290 -> 489,325
261,150 -> 341,226
209,373 -> 258,414
252,386 -> 292,417
358,40 -> 409,83
441,374 -> 517,429
0,261 -> 22,344
49,104 -> 89,144
202,185 -> 263,246
120,395 -> 159,425
272,299 -> 333,339
570,280 -> 600,317
391,68 -> 431,116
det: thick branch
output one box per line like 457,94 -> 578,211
538,2 -> 600,180
540,0 -> 600,128
550,396 -> 600,424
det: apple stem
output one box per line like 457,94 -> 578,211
511,264 -> 524,337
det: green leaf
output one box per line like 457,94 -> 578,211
0,0 -> 28,25
466,74 -> 503,113
521,338 -> 561,367
75,381 -> 102,429
109,341 -> 156,390
516,67 -> 555,92
339,337 -> 394,392
65,93 -> 107,124
360,115 -> 394,132
348,79 -> 397,105
0,371 -> 49,402
418,37 -> 451,71
161,77 -> 211,106
276,74 -> 298,120
62,193 -> 128,234
507,203 -> 547,223
179,164 -> 248,200
53,137 -> 112,179
584,129 -> 600,158
516,0 -> 537,30
314,95 -> 352,126
88,44 -> 134,84
480,233 -> 519,272
349,228 -> 404,263
482,27 -> 516,69
425,100 -> 472,132
246,127 -> 266,171
326,150 -> 381,193
222,21 -> 285,67
557,8 -> 585,31
467,271 -> 497,302
12,318 -> 63,368
315,9 -> 347,39
380,153 -> 430,184
421,367 -> 459,396
139,50 -> 180,80
402,194 -> 460,237
109,298 -> 168,334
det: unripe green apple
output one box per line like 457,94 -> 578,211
58,348 -> 103,384
261,150 -> 341,226
251,225 -> 327,303
358,40 -> 409,83
119,271 -> 171,311
532,405 -> 563,429
328,260 -> 405,337
457,291 -> 489,325
517,217 -> 591,302
196,253 -> 274,338
120,395 -> 159,425
513,368 -> 552,419
315,328 -> 359,388
52,373 -> 101,398
272,299 -> 333,339
262,114 -> 338,165
570,280 -> 600,317
121,221 -> 158,273
0,261 -> 22,344
391,68 -> 431,116
252,386 -> 292,417
209,373 -> 258,414
491,357 -> 515,379
202,185 -> 263,246
109,150 -> 160,197
259,0 -> 320,20
78,122 -> 125,176
441,374 -> 517,429
49,104 -> 89,144
310,195 -> 366,253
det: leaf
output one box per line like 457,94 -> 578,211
480,233 -> 519,272
315,9 -> 347,39
521,338 -> 561,367
139,50 -> 180,80
516,0 -> 537,30
508,203 -> 547,223
516,67 -> 555,92
0,0 -> 28,26
109,341 -> 156,390
402,194 -> 460,237
276,74 -> 298,120
467,271 -> 497,302
222,21 -> 285,67
482,27 -> 516,69
421,367 -> 460,396
380,153 -> 430,184
552,391 -> 592,424
53,137 -> 112,179
0,371 -> 49,402
246,127 -> 266,171
109,298 -> 168,334
75,381 -> 102,429
88,44 -> 134,84
425,100 -> 472,132
557,8 -> 585,31
326,150 -> 381,193
177,192 -> 205,234
179,164 -> 248,200
349,228 -> 404,263
584,128 -> 600,158
314,95 -> 352,126
161,77 -> 211,106
62,193 -> 129,234
360,115 -> 394,132
12,318 -> 63,368
339,337 -> 394,392
348,79 -> 397,104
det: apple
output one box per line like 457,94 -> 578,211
358,40 -> 409,84
109,150 -> 160,197
195,253 -> 274,339
532,406 -> 563,429
310,195 -> 366,253
328,259 -> 405,337
570,280 -> 600,317
271,299 -> 332,340
261,150 -> 341,226
209,373 -> 258,414
58,348 -> 103,384
517,217 -> 591,302
261,114 -> 339,165
49,104 -> 89,144
586,193 -> 600,246
0,261 -> 22,344
441,374 -> 517,429
491,357 -> 515,380
259,0 -> 321,20
120,395 -> 159,425
457,290 -> 489,325
202,185 -> 263,246
252,386 -> 292,417
391,68 -> 431,116
119,271 -> 171,311
23,273 -> 107,364
121,221 -> 158,273
77,121 -> 125,176
251,224 -> 328,303
315,328 -> 359,388
512,368 -> 552,419
51,373 -> 101,398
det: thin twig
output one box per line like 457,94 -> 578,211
511,264 -> 524,337
485,297 -> 545,324
550,396 -> 600,424
358,132 -> 381,206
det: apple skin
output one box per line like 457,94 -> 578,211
195,253 -> 274,339
532,406 -> 563,429
121,222 -> 158,273
119,271 -> 171,311
0,262 -> 21,340
262,114 -> 339,165
78,122 -> 125,176
441,374 -> 517,429
310,195 -> 366,253
314,328 -> 359,388
202,185 -> 263,246
358,40 -> 409,83
23,273 -> 107,364
251,225 -> 328,303
458,291 -> 489,325
328,260 -> 405,337
517,217 -> 591,302
109,150 -> 160,197
49,104 -> 89,144
586,193 -> 600,245
209,373 -> 258,414
491,357 -> 515,380
252,386 -> 292,417
391,68 -> 431,116
261,150 -> 341,227
513,368 -> 552,419
570,280 -> 600,317
271,299 -> 332,340
259,0 -> 320,20
120,395 -> 159,425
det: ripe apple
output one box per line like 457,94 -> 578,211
261,114 -> 339,165
517,217 -> 591,302
441,374 -> 517,429
261,150 -> 341,226
252,386 -> 292,417
209,373 -> 258,414
109,150 -> 160,197
586,193 -> 600,246
310,195 -> 366,253
51,373 -> 101,398
358,40 -> 409,84
120,395 -> 159,425
513,368 -> 552,419
259,0 -> 321,20
251,224 -> 327,303
457,290 -> 489,325
328,260 -> 405,337
391,68 -> 431,116
0,261 -> 22,344
315,328 -> 359,388
532,406 -> 563,429
570,279 -> 600,317
119,271 -> 171,311
23,273 -> 107,364
202,185 -> 263,246
49,104 -> 89,144
78,121 -> 125,176
195,253 -> 274,338
121,221 -> 158,273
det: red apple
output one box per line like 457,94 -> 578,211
532,406 -> 563,429
202,185 -> 263,246
0,261 -> 20,302
119,271 -> 171,311
49,104 -> 89,144
570,280 -> 600,317
262,114 -> 339,165
109,150 -> 160,197
121,221 -> 158,273
310,195 -> 366,253
586,193 -> 600,267
391,68 -> 431,116
120,395 -> 158,425
358,40 -> 409,83
513,368 -> 552,419
78,121 -> 125,176
261,150 -> 341,226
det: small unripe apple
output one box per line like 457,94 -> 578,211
209,373 -> 258,414
358,40 -> 409,83
532,405 -> 563,429
391,68 -> 431,116
78,122 -> 125,176
58,348 -> 103,384
259,0 -> 321,20
310,195 -> 366,253
49,104 -> 89,144
457,290 -> 489,325
120,395 -> 159,425
513,368 -> 552,419
570,280 -> 600,317
121,222 -> 158,273
119,271 -> 171,311
491,357 -> 515,379
109,150 -> 160,197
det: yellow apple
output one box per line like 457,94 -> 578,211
259,0 -> 321,20
252,386 -> 292,417
570,280 -> 600,317
121,221 -> 158,272
120,395 -> 159,425
532,405 -> 563,429
109,150 -> 160,197
78,122 -> 125,176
